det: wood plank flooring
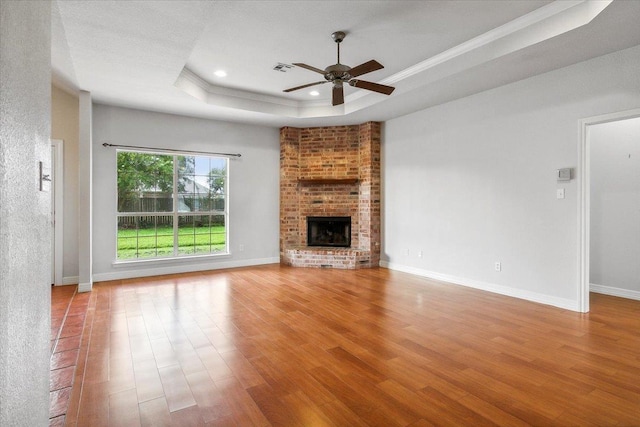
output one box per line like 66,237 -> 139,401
62,265 -> 640,426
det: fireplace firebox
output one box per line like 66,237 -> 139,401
307,216 -> 351,247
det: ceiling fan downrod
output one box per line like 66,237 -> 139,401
332,31 -> 346,65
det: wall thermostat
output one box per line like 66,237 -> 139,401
557,168 -> 571,182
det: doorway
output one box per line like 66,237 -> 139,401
51,139 -> 64,286
578,109 -> 640,312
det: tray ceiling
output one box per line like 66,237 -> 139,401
52,0 -> 640,127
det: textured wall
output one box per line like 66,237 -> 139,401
0,1 -> 52,425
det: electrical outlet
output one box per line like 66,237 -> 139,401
495,262 -> 501,272
239,244 -> 244,252
418,251 -> 423,258
404,248 -> 409,256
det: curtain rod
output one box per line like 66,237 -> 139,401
102,142 -> 241,158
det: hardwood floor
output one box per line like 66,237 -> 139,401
61,265 -> 640,426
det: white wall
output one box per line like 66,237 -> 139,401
590,117 -> 640,298
91,105 -> 280,280
382,45 -> 640,311
51,85 -> 80,284
0,1 -> 52,425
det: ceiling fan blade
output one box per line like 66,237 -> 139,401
283,81 -> 327,93
332,84 -> 344,106
293,63 -> 326,75
350,79 -> 395,95
349,60 -> 384,77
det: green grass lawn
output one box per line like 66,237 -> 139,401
117,225 -> 226,259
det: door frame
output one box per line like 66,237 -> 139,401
578,108 -> 640,312
52,139 -> 64,286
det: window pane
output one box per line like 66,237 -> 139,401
178,234 -> 195,255
208,172 -> 225,196
178,194 -> 193,212
117,216 -> 138,259
143,196 -> 168,213
178,215 -> 195,255
117,151 -> 228,260
178,193 -> 213,213
194,236 -> 212,254
194,156 -> 209,173
119,195 -> 141,213
177,156 -> 195,176
117,237 -> 138,259
211,215 -> 226,252
211,195 -> 225,212
193,194 -> 211,212
118,151 -> 173,213
178,215 -> 194,233
151,159 -> 173,212
192,215 -> 209,231
155,216 -> 174,257
137,236 -> 157,258
211,214 -> 225,227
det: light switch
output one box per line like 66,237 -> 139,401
39,161 -> 51,192
557,168 -> 571,182
556,188 -> 565,199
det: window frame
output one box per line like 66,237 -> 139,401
114,148 -> 229,262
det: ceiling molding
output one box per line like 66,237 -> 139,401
176,0 -> 613,119
52,0 -> 639,127
382,0 -> 604,85
175,66 -> 346,118
347,0 -> 612,104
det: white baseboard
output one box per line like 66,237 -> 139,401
590,283 -> 640,301
380,261 -> 580,311
62,276 -> 79,286
92,257 -> 280,282
77,281 -> 92,293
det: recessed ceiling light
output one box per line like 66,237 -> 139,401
214,70 -> 227,77
309,91 -> 320,96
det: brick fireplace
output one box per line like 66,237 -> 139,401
280,122 -> 380,269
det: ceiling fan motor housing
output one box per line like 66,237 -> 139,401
324,64 -> 351,82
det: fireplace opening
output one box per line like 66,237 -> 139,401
307,216 -> 351,247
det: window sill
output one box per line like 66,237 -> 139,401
112,252 -> 231,268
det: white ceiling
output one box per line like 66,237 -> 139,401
52,0 -> 640,128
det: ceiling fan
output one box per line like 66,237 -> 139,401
283,31 -> 395,106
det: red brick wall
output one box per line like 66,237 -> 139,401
280,122 -> 381,267
280,127 -> 300,252
299,126 -> 360,180
358,122 -> 381,266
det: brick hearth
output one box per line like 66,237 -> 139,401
280,122 -> 380,269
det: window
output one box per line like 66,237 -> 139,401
116,150 -> 228,260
